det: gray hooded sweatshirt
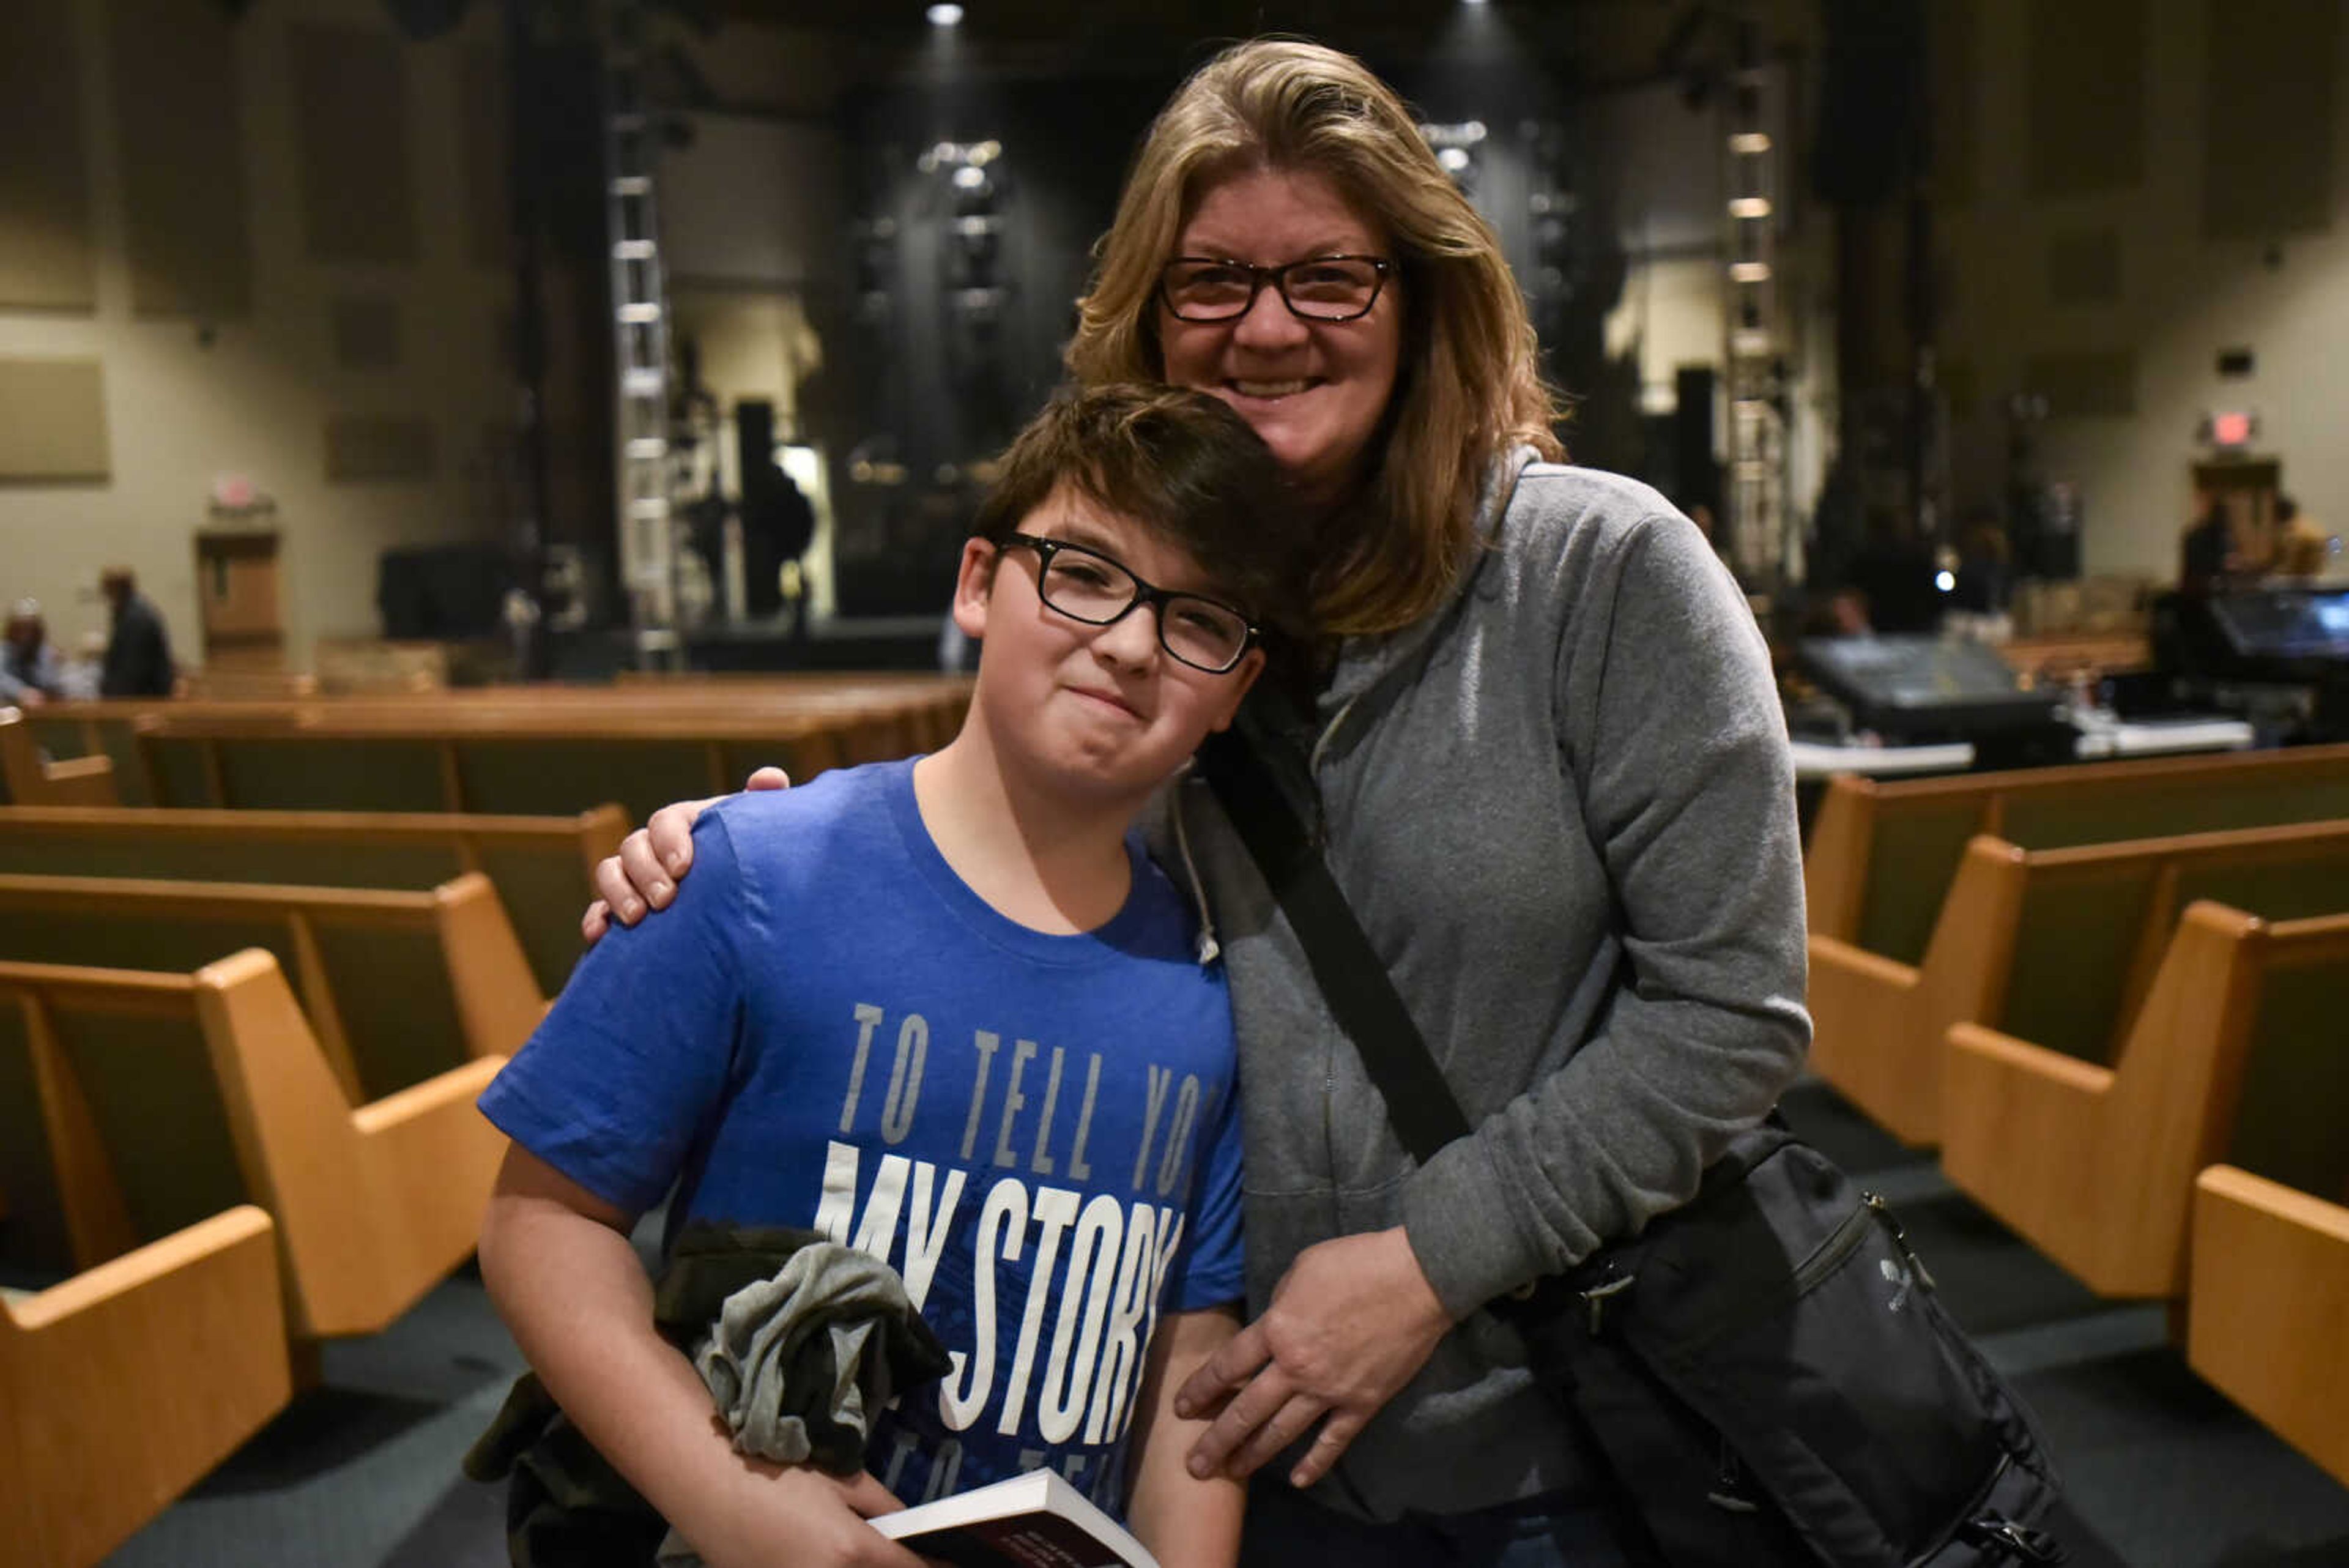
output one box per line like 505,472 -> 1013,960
1162,453 -> 1811,1521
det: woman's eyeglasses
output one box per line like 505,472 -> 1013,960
1000,533 -> 1259,674
1157,255 -> 1392,324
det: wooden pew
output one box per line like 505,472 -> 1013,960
1805,741 -> 2349,962
28,676 -> 975,811
2,1207 -> 291,1568
130,683 -> 971,822
0,707 -> 116,807
1940,903 -> 2349,1298
1810,819 -> 2349,1143
2188,1166 -> 2349,1488
0,950 -> 507,1340
0,803 -> 623,997
0,871 -> 542,1104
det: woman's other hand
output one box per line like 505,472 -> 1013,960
581,767 -> 791,940
1172,1227 -> 1453,1490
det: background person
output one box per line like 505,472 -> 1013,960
1,598 -> 66,706
97,565 -> 176,697
588,39 -> 1808,1566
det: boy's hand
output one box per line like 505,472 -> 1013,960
1173,1227 -> 1453,1489
582,767 -> 790,939
684,1460 -> 927,1568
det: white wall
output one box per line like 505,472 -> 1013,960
1938,0 -> 2349,576
0,0 -> 514,669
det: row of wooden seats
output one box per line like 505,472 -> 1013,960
1810,818 -> 2349,1144
1802,746 -> 2349,1488
23,677 -> 974,816
0,949 -> 508,1566
0,832 -> 564,1560
0,870 -> 541,1104
0,803 -> 624,997
1804,740 -> 2349,967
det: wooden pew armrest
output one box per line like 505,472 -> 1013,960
1809,933 -> 1921,992
2195,1165 -> 2349,1244
352,1053 -> 507,1141
43,753 -> 119,807
8,1205 -> 278,1331
1946,1020 -> 2115,1098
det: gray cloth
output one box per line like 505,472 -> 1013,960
1158,455 -> 1811,1520
655,1244 -> 925,1567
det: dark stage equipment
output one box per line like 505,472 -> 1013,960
734,399 -> 815,619
377,543 -> 514,640
1799,634 -> 2073,766
2150,584 -> 2349,744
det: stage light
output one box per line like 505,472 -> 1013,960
927,2 -> 962,24
1936,571 -> 1956,593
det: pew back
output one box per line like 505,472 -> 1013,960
0,804 -> 621,995
1805,742 -> 2349,966
0,950 -> 505,1338
0,871 -> 540,1105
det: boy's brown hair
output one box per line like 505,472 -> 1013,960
972,383 -> 1306,641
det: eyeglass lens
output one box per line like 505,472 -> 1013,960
1034,547 -> 1250,671
1160,257 -> 1384,322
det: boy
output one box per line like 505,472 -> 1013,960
476,384 -> 1297,1568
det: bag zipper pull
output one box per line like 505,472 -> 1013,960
1579,1273 -> 1635,1336
1957,1515 -> 2068,1564
1705,1440 -> 1762,1514
1863,1191 -> 1937,1291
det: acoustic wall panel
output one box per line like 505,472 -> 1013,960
325,415 -> 436,482
289,23 -> 418,266
2203,0 -> 2338,240
111,0 -> 252,317
2047,229 -> 2124,305
0,359 -> 109,480
1928,0 -> 1977,203
0,1 -> 97,310
332,296 -> 402,370
2028,0 -> 2145,198
2024,350 -> 2138,418
460,46 -> 511,270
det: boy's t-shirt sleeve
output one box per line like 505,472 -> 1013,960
477,809 -> 751,1215
1165,1067 -> 1245,1312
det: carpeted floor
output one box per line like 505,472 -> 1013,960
103,1079 -> 2349,1566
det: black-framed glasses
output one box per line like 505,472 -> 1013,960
1158,255 -> 1393,323
999,532 -> 1260,674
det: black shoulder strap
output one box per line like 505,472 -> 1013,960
1195,729 -> 1471,1162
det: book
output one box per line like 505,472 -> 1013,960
870,1467 -> 1159,1568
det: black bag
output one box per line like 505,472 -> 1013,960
1196,730 -> 2067,1568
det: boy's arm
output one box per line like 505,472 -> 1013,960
478,1143 -> 925,1568
1124,1305 -> 1247,1568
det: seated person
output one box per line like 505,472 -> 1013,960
1,599 -> 65,706
477,384 -> 1304,1568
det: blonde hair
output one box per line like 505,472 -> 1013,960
1068,38 -> 1564,636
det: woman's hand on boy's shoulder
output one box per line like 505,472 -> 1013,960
582,767 -> 791,940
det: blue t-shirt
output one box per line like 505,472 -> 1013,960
478,759 -> 1244,1513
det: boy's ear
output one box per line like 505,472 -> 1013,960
950,537 -> 998,643
1201,646 -> 1266,734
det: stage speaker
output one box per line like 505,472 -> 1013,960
735,399 -> 814,618
1672,366 -> 1720,518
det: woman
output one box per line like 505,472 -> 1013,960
589,39 -> 1808,1564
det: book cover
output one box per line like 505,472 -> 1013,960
870,1468 -> 1159,1568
